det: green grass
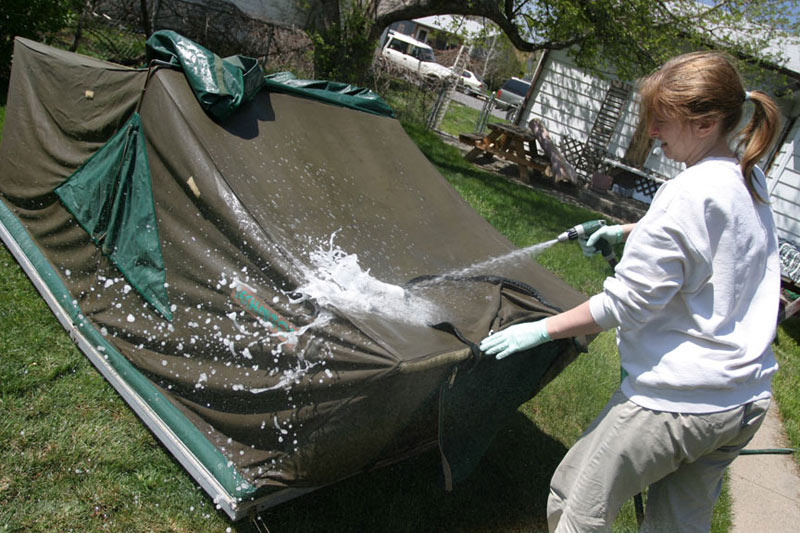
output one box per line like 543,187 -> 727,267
771,318 -> 800,463
438,99 -> 508,138
1,103 -> 797,531
52,26 -> 147,67
381,83 -> 506,138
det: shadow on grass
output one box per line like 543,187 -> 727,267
250,411 -> 566,532
777,314 -> 800,343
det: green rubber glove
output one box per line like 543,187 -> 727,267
480,319 -> 551,360
583,224 -> 623,254
577,237 -> 596,257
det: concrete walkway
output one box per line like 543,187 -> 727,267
730,404 -> 800,532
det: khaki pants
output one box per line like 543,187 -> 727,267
547,388 -> 769,532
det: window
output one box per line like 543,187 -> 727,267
502,79 -> 531,97
388,40 -> 409,54
417,48 -> 436,63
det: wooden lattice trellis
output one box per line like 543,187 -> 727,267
634,175 -> 663,199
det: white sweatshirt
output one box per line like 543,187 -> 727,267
589,158 -> 780,413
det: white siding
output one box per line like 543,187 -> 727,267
767,120 -> 800,241
523,47 -> 800,226
522,49 -> 683,204
524,49 -> 611,146
607,91 -> 640,160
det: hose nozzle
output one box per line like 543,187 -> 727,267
557,220 -> 618,268
557,220 -> 607,242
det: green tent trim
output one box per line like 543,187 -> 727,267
55,113 -> 172,321
264,72 -> 395,118
146,30 -> 393,120
0,196 -> 257,500
146,30 -> 265,122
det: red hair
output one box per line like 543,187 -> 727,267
639,51 -> 780,201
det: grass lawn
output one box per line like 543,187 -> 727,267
437,98 -> 508,138
772,319 -> 800,455
1,100 -> 797,532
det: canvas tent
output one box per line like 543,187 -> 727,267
0,34 -> 589,520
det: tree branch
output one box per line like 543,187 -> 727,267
372,0 -> 588,52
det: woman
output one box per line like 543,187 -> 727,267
480,51 -> 781,532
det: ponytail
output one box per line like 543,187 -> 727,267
737,90 -> 780,202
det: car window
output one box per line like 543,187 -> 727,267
502,79 -> 530,96
417,48 -> 436,62
388,40 -> 409,54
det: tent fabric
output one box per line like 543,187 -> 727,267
0,192 -> 256,498
146,30 -> 265,122
145,31 -> 393,120
55,112 -> 172,320
0,37 -> 590,505
264,72 -> 395,118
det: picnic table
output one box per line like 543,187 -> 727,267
780,276 -> 800,322
458,120 -> 578,185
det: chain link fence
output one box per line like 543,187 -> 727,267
51,0 -> 314,75
49,3 -> 148,67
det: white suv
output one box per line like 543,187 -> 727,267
381,31 -> 454,82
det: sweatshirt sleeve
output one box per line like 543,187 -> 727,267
589,196 -> 711,332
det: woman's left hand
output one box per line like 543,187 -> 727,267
480,319 -> 551,360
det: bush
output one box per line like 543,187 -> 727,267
1,0 -> 77,81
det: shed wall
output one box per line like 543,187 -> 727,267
522,48 -> 685,204
521,48 -> 800,225
767,119 -> 800,241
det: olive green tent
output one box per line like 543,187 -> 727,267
0,34 -> 589,520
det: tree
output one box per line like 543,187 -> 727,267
1,0 -> 82,83
160,1 -> 798,86
476,33 -> 526,91
366,0 -> 799,81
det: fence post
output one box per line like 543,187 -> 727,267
426,83 -> 453,130
426,45 -> 470,131
474,94 -> 495,133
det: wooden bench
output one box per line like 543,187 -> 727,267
780,276 -> 800,322
458,132 -> 486,149
458,121 -> 577,185
460,123 -> 546,181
